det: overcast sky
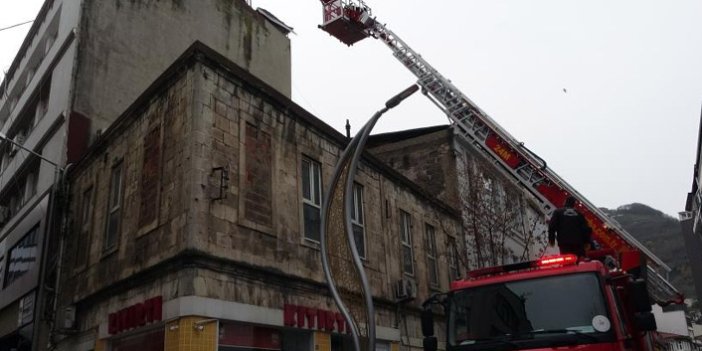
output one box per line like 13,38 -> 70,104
2,1 -> 702,217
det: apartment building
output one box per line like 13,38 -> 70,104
0,0 -> 292,349
681,109 -> 702,309
55,43 -> 463,351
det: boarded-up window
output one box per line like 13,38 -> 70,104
139,127 -> 161,227
243,123 -> 272,227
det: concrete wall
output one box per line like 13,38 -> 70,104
72,0 -> 291,136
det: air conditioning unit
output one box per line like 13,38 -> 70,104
395,278 -> 417,301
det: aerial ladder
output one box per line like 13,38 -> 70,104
318,0 -> 681,304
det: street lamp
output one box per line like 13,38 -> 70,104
320,84 -> 419,351
0,132 -> 64,171
0,131 -> 65,351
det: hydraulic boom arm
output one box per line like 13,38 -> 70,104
318,0 -> 680,304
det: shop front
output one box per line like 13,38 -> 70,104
97,296 -> 398,351
102,296 -> 165,351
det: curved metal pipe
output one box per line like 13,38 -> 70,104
344,108 -> 387,351
320,84 -> 419,351
320,119 -> 373,351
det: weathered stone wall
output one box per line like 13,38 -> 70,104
60,51 -> 461,347
190,61 -> 462,305
369,128 -> 548,269
370,130 -> 460,210
62,64 -> 195,304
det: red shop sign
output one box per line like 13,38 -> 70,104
108,296 -> 163,335
283,304 -> 348,334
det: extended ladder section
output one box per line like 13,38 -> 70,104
319,0 -> 679,302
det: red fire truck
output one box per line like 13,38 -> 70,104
316,1 -> 680,303
316,2 -> 683,350
420,253 -> 659,351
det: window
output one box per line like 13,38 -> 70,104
34,80 -> 50,124
45,31 -> 56,55
448,238 -> 460,281
448,273 -> 613,346
23,171 -> 37,203
302,158 -> 322,242
82,187 -> 94,228
5,226 -> 39,287
608,288 -> 626,336
400,210 -> 414,275
8,195 -> 20,218
0,256 -> 4,288
425,224 -> 438,287
104,162 -> 123,251
76,187 -> 93,268
351,183 -> 365,258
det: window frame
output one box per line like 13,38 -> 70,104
301,157 -> 322,243
104,161 -> 124,252
425,223 -> 439,288
0,255 -> 4,289
351,182 -> 366,259
448,237 -> 460,281
75,186 -> 94,270
23,170 -> 37,204
400,210 -> 414,276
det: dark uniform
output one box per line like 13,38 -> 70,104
548,200 -> 592,257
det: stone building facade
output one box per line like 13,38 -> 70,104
0,0 -> 291,349
368,127 -> 548,270
56,43 -> 463,351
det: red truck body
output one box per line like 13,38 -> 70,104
436,254 -> 657,351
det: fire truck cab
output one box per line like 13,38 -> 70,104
421,254 -> 658,351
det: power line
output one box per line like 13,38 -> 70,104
0,20 -> 33,33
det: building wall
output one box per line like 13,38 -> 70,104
0,1 -> 291,348
72,0 -> 292,136
369,129 -> 460,210
62,62 -> 196,303
0,2 -> 84,348
59,50 -> 461,350
680,216 -> 702,306
369,128 -> 548,270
